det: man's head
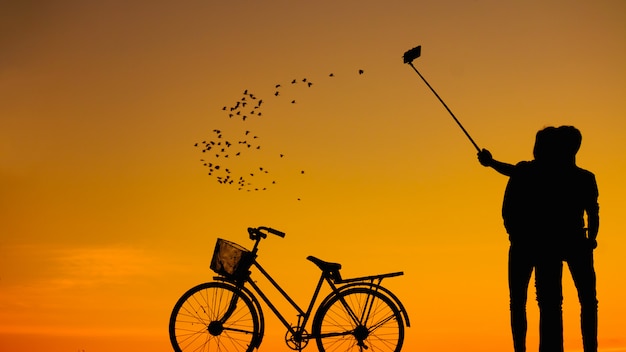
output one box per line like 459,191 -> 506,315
557,125 -> 582,163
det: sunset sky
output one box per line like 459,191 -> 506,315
1,1 -> 625,351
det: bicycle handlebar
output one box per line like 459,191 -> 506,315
248,226 -> 286,240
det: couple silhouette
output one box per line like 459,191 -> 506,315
479,126 -> 599,352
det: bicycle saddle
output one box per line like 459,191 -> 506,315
307,256 -> 343,282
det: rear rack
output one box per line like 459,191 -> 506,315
337,271 -> 403,284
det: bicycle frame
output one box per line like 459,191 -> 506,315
216,258 -> 410,345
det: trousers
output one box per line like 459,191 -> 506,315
508,241 -> 598,352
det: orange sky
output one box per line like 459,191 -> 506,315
1,1 -> 625,351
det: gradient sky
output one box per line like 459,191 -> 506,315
1,1 -> 625,351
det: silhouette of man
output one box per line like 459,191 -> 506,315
548,126 -> 599,352
478,126 -> 599,352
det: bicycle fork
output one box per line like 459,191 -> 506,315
207,287 -> 248,338
219,293 -> 240,324
204,293 -> 239,337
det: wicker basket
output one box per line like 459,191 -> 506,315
210,238 -> 254,279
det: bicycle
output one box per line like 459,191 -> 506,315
169,226 -> 410,352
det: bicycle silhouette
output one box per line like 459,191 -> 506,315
169,226 -> 410,352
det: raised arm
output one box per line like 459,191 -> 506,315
478,149 -> 515,177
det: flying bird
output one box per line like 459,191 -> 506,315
358,69 -> 364,75
201,81 -> 323,192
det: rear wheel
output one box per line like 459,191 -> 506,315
169,282 -> 261,352
312,287 -> 404,352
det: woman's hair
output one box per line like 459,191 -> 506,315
533,126 -> 558,161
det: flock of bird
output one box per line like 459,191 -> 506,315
195,69 -> 366,196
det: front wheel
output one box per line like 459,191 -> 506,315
169,282 -> 261,352
312,287 -> 404,352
